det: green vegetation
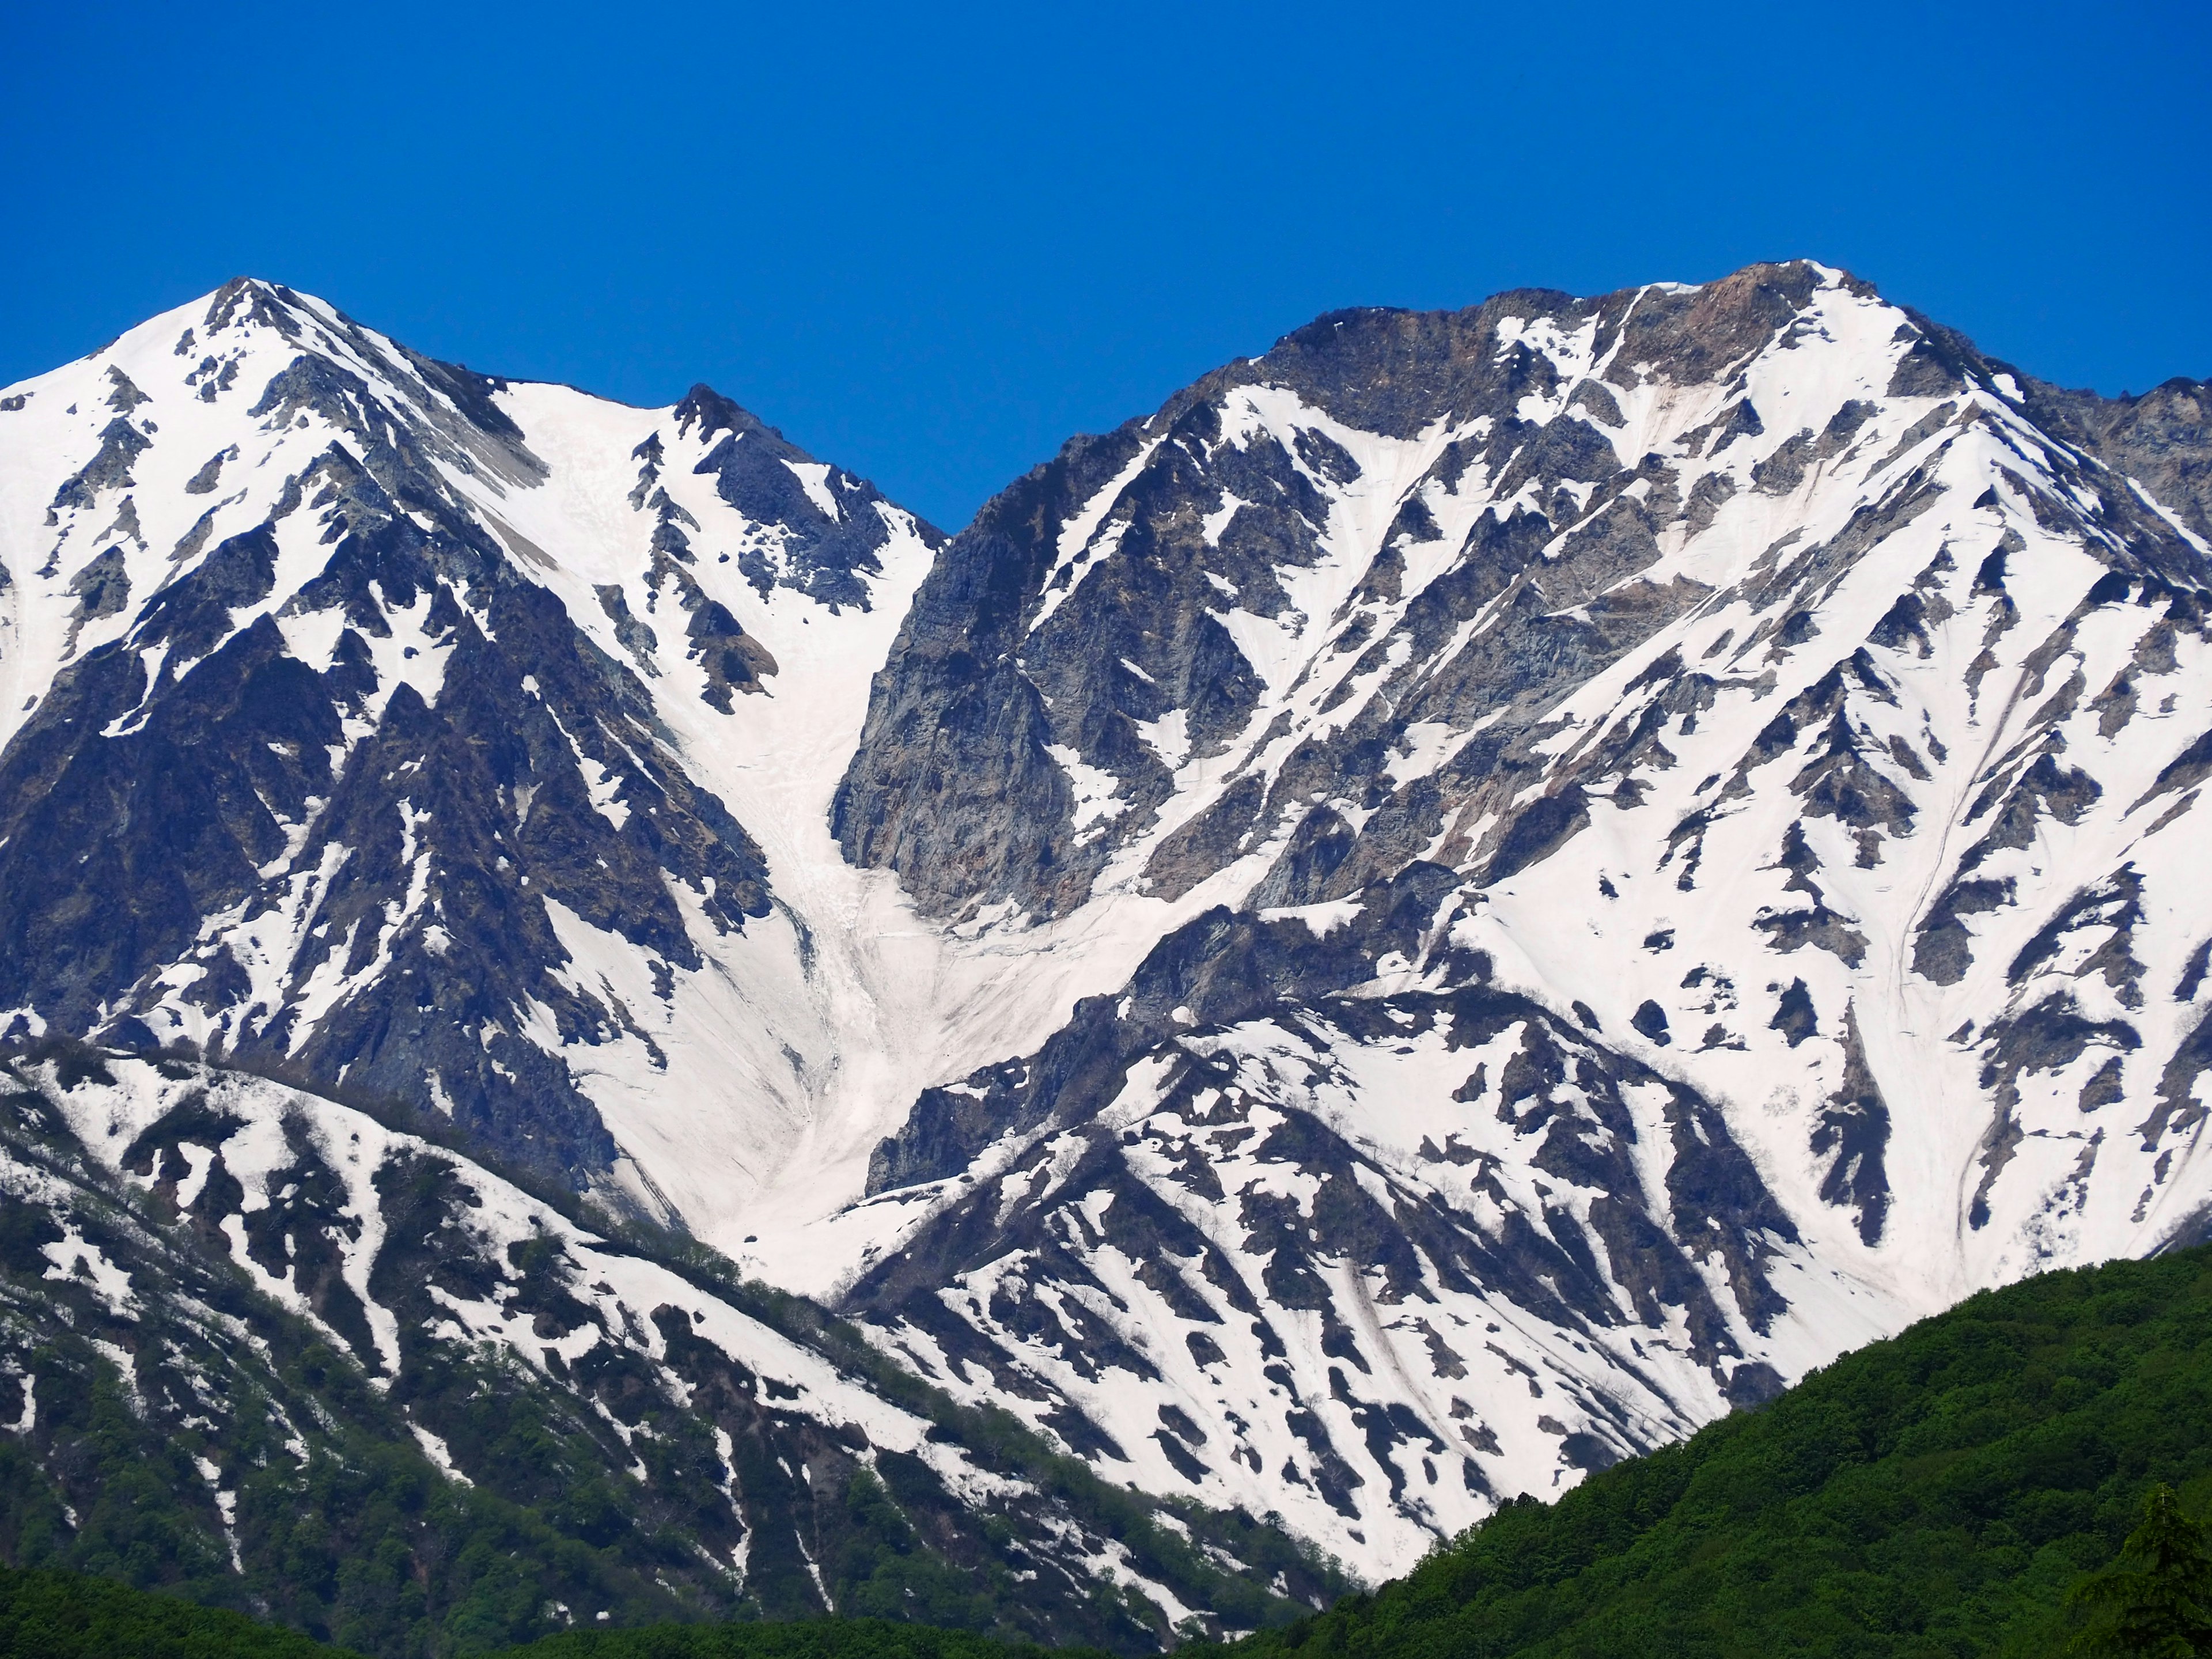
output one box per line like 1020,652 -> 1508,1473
1226,1245 -> 2212,1658
0,1565 -> 1101,1659
2070,1484 -> 2212,1657
0,1323 -> 750,1653
0,1562 -> 349,1656
501,1618 -> 1104,1658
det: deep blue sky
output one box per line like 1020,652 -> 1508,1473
4,1 -> 2206,531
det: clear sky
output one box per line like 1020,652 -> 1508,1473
3,0 -> 2206,531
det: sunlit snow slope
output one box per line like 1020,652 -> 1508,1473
4,264 -> 2212,1585
0,279 -> 1197,1294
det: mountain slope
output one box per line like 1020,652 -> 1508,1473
0,279 -> 929,1192
827,263 -> 2212,1575
0,1041 -> 1334,1654
3,265 -> 2211,1590
0,279 -> 1312,1293
1222,1243 -> 2212,1659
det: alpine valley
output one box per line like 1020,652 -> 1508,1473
1,263 -> 2209,1652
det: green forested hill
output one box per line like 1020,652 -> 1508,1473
497,1622 -> 1103,1658
1228,1245 -> 2212,1659
0,1562 -> 349,1656
0,1565 -> 1098,1659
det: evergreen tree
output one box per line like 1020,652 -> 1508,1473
2072,1486 -> 2212,1658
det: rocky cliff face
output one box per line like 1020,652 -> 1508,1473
4,264 -> 2212,1590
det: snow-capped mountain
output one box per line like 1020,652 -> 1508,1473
2,264 -> 2210,1589
829,265 -> 2212,1571
0,278 -> 1253,1282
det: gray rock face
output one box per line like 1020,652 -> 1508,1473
836,269 -> 2211,929
835,267 -> 1864,921
673,384 -> 925,610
